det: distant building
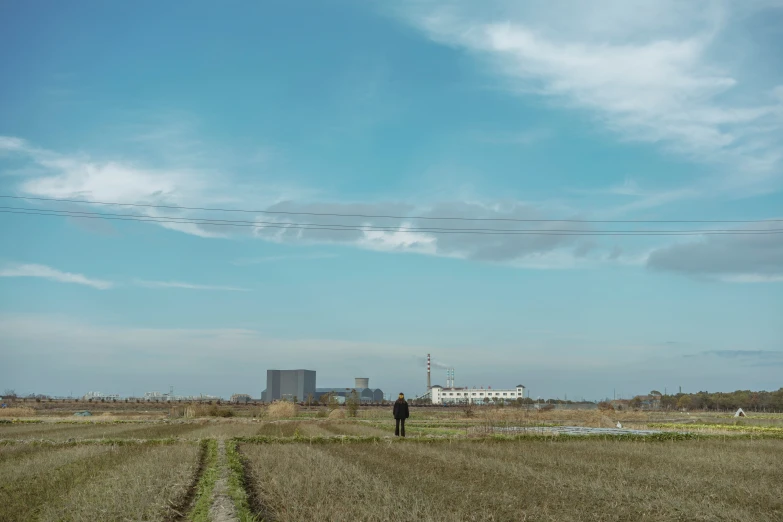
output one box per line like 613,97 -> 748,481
610,399 -> 631,410
430,384 -> 526,405
230,394 -> 253,404
265,369 -> 316,403
315,389 -> 349,404
83,391 -> 120,401
314,377 -> 384,404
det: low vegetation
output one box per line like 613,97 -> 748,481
0,407 -> 36,417
188,439 -> 219,522
225,440 -> 258,521
0,443 -> 200,521
1,408 -> 781,521
266,401 -> 299,419
240,438 -> 783,521
0,420 -> 206,441
648,423 -> 783,434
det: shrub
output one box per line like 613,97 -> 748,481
267,401 -> 299,419
346,390 -> 360,418
328,408 -> 346,419
597,401 -> 615,411
315,409 -> 328,418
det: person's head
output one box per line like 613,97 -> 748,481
398,393 -> 405,400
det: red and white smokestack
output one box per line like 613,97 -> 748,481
427,353 -> 431,390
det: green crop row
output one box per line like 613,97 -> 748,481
225,440 -> 260,521
649,423 -> 783,433
189,439 -> 219,522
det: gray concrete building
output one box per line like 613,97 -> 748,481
265,369 -> 316,403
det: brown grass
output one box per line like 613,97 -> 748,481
327,408 -> 345,419
0,421 -> 205,441
0,443 -> 200,521
267,401 -> 299,419
38,444 -> 200,521
241,439 -> 783,522
0,407 -> 35,417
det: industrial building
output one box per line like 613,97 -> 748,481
230,394 -> 253,404
264,369 -> 316,402
421,354 -> 526,405
82,391 -> 120,401
315,378 -> 384,404
430,385 -> 526,405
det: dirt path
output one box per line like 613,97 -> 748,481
209,440 -> 238,522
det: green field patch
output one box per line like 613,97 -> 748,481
189,439 -> 219,522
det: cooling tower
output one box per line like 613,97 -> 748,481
355,377 -> 369,389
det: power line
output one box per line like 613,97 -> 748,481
2,205 -> 778,233
1,194 -> 780,224
3,208 -> 782,236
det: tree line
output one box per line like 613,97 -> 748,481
639,388 -> 783,411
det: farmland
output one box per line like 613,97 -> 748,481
1,406 -> 782,521
0,441 -> 201,521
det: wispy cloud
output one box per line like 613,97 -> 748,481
0,263 -> 113,290
0,133 -> 299,239
0,137 -> 615,269
134,280 -> 250,292
231,252 -> 338,266
395,0 -> 783,194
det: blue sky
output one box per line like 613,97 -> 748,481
1,0 -> 781,400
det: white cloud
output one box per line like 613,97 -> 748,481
0,134 -> 298,239
1,136 -> 615,269
0,263 -> 113,289
134,280 -> 250,292
0,136 -> 29,152
396,0 -> 783,192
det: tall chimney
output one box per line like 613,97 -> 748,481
427,353 -> 431,391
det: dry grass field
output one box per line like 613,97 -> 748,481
0,442 -> 201,521
1,407 -> 781,521
241,439 -> 783,522
0,421 -> 209,441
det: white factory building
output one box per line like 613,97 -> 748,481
430,384 -> 526,405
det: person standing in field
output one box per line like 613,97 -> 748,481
393,393 -> 409,437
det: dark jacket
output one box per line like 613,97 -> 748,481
393,399 -> 409,420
